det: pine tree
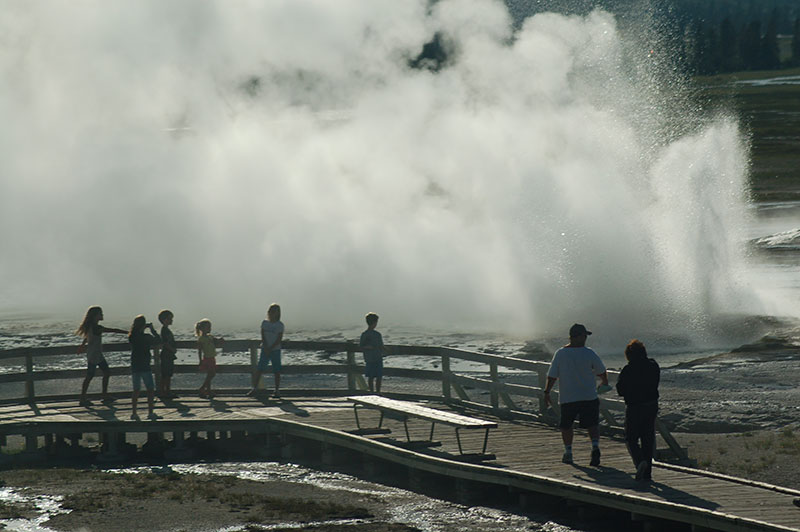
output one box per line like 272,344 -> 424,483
720,17 -> 740,71
793,18 -> 800,66
739,20 -> 761,70
760,10 -> 781,69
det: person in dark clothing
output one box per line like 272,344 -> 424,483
616,339 -> 660,482
129,315 -> 161,421
158,309 -> 178,399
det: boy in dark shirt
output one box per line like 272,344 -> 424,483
616,339 -> 660,482
359,313 -> 385,393
158,310 -> 177,398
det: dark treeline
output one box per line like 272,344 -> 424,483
666,0 -> 800,74
505,0 -> 800,75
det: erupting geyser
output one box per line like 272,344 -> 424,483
0,1 -> 760,343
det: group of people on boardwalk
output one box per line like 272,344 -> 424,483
76,306 -> 189,420
75,305 -> 385,418
77,305 -> 656,481
544,323 -> 660,483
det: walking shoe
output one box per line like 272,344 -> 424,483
147,412 -> 161,421
130,413 -> 140,421
590,447 -> 601,466
561,451 -> 573,464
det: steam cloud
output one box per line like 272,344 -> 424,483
0,1 -> 762,341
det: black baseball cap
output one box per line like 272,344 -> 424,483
569,323 -> 592,337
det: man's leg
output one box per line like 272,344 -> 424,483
639,405 -> 658,480
560,427 -> 574,463
588,425 -> 601,466
625,413 -> 644,467
586,399 -> 602,466
559,402 -> 578,464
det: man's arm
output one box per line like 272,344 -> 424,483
543,376 -> 557,407
597,371 -> 608,386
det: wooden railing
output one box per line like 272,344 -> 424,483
0,340 -> 687,461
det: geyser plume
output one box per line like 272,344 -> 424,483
0,1 -> 758,340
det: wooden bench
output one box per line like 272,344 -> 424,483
347,395 -> 497,456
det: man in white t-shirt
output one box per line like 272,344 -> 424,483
544,323 -> 608,466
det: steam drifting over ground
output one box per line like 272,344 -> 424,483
0,1 -> 766,343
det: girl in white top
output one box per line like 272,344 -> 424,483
76,306 -> 127,406
248,304 -> 284,399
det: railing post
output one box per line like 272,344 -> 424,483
346,343 -> 356,392
24,349 -> 35,403
250,346 -> 263,389
153,346 -> 162,393
441,350 -> 451,402
490,362 -> 499,410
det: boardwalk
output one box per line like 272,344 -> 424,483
2,394 -> 799,532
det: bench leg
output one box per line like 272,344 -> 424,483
378,411 -> 384,429
430,422 -> 435,441
455,427 -> 463,454
353,404 -> 362,429
482,428 -> 490,454
403,419 -> 411,442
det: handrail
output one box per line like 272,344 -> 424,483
0,339 -> 688,462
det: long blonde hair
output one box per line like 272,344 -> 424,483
195,319 -> 211,336
266,303 -> 281,322
76,306 -> 102,338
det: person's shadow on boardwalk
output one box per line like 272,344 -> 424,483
162,397 -> 195,417
643,480 -> 721,510
210,398 -> 232,413
278,400 -> 310,417
570,465 -> 720,511
94,402 -> 119,421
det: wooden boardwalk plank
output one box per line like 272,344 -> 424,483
1,395 -> 799,532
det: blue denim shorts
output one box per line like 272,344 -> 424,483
258,349 -> 281,372
132,371 -> 155,392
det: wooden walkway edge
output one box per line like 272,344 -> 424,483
2,395 -> 799,532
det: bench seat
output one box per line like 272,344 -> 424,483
347,395 -> 497,455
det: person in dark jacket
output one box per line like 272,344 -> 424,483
616,339 -> 659,481
129,315 -> 161,421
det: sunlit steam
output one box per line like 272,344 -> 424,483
0,1 -> 761,342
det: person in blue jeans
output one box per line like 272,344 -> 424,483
359,313 -> 385,393
249,304 -> 284,398
616,339 -> 660,482
128,315 -> 161,420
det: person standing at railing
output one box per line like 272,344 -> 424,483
128,315 -> 161,421
158,310 -> 178,399
543,323 -> 609,467
359,312 -> 385,394
76,306 -> 128,406
196,319 -> 223,398
248,303 -> 284,399
616,339 -> 660,482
